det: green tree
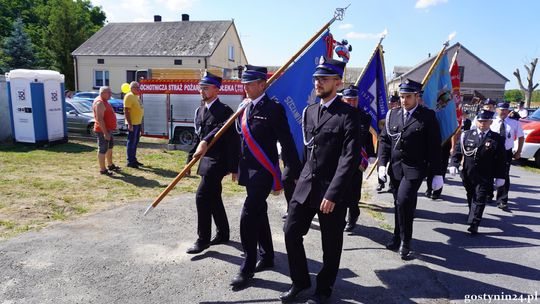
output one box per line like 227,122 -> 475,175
46,0 -> 105,90
1,18 -> 36,70
504,89 -> 524,102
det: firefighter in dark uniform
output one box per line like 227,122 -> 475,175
230,65 -> 301,289
341,85 -> 375,232
280,57 -> 360,304
185,72 -> 240,254
377,79 -> 443,259
449,110 -> 505,234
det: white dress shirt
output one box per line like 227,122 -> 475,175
491,117 -> 524,150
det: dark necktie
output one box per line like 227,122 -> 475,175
479,132 -> 485,141
499,119 -> 506,137
404,111 -> 410,124
318,105 -> 326,122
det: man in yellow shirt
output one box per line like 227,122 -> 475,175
124,81 -> 144,168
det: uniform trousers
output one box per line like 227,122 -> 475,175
495,150 -> 513,205
239,181 -> 274,274
284,198 -> 347,297
196,175 -> 229,244
463,176 -> 493,226
390,177 -> 423,242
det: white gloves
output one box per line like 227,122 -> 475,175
378,166 -> 387,183
368,157 -> 377,164
431,175 -> 444,191
494,178 -> 505,188
448,166 -> 458,176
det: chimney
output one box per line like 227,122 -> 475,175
182,14 -> 189,21
154,15 -> 161,22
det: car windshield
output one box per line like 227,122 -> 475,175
70,100 -> 93,113
529,108 -> 540,121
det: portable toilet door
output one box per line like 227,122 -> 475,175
6,69 -> 67,145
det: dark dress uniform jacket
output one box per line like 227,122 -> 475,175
238,94 -> 301,186
294,97 -> 360,207
188,99 -> 239,176
378,105 -> 442,180
460,129 -> 505,183
343,107 -> 373,205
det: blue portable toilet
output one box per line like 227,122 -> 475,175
6,69 -> 67,145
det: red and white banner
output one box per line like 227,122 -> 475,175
449,50 -> 462,128
139,79 -> 244,95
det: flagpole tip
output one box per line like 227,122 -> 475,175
143,205 -> 154,216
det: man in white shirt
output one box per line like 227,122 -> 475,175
491,102 -> 525,209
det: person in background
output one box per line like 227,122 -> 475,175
124,81 -> 144,168
449,110 -> 505,234
491,102 -> 524,210
515,100 -> 528,119
92,86 -> 119,175
340,85 -> 375,232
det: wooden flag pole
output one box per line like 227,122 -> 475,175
143,6 -> 350,215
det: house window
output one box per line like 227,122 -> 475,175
458,66 -> 465,82
198,59 -> 201,64
174,59 -> 182,65
228,45 -> 234,61
126,70 -> 136,83
97,58 -> 104,64
94,70 -> 109,87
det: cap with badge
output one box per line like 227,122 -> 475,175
342,85 -> 359,98
399,78 -> 423,93
477,109 -> 495,121
199,71 -> 222,88
482,98 -> 497,106
241,64 -> 268,83
313,56 -> 346,78
389,95 -> 400,103
497,102 -> 510,110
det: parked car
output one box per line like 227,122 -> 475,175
516,108 -> 540,167
73,91 -> 124,114
65,99 -> 127,136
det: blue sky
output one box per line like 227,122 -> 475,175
92,0 -> 540,89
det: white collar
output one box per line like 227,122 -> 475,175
250,93 -> 266,107
320,95 -> 338,108
205,98 -> 218,109
403,103 -> 419,116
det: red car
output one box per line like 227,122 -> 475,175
517,108 -> 540,167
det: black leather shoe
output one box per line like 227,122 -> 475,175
230,272 -> 253,289
282,212 -> 288,220
344,217 -> 358,232
467,224 -> 478,235
497,203 -> 508,210
279,284 -> 311,302
376,183 -> 384,192
127,163 -> 139,169
398,241 -> 410,259
425,189 -> 432,198
209,235 -> 229,245
385,238 -> 400,251
431,191 -> 441,200
186,242 -> 209,254
304,293 -> 330,304
135,161 -> 144,166
254,259 -> 274,272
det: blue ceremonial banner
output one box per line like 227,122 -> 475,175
421,52 -> 458,143
356,46 -> 388,134
267,31 -> 329,162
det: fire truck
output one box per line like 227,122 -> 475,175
136,69 -> 244,146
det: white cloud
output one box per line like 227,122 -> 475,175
345,29 -> 387,40
92,0 -> 198,22
339,23 -> 354,30
415,0 -> 448,9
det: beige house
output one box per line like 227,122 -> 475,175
388,43 -> 509,102
72,15 -> 248,93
